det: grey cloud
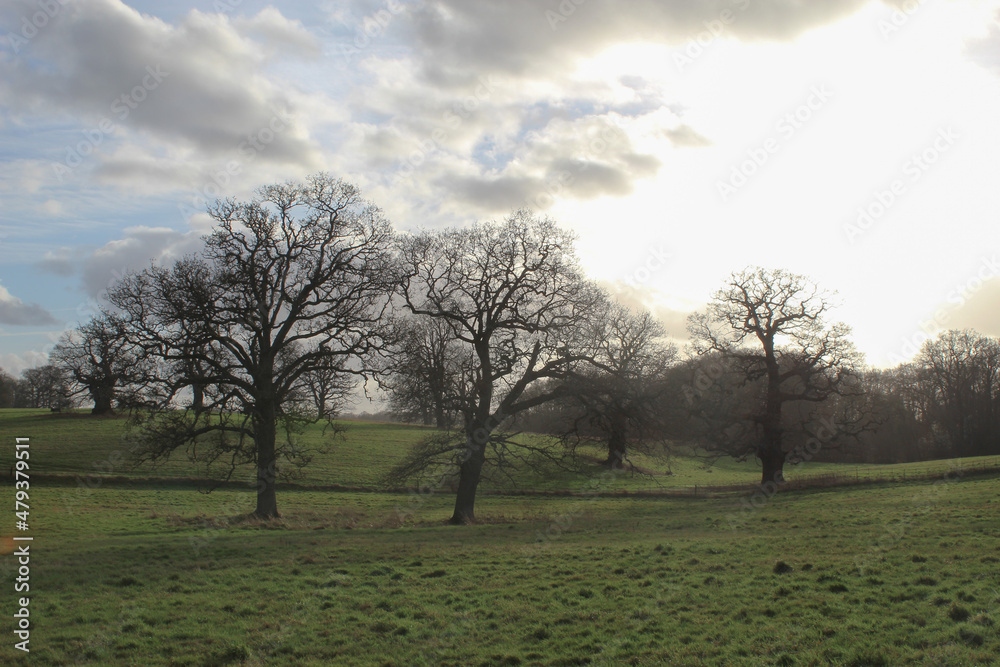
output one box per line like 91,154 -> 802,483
448,175 -> 540,212
407,0 -> 873,85
446,149 -> 660,212
0,0 -> 322,167
663,125 -> 713,148
232,7 -> 322,59
38,226 -> 205,298
36,254 -> 75,277
440,113 -> 662,211
0,284 -> 59,326
549,159 -> 637,198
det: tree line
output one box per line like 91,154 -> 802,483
3,174 -> 998,522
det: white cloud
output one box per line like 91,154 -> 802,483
0,349 -> 55,376
232,7 -> 322,59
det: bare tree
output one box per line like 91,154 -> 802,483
16,364 -> 74,410
50,314 -> 150,415
296,355 -> 354,420
915,329 -> 1000,457
394,211 -> 605,524
0,369 -> 16,408
558,303 -> 677,468
385,316 -> 462,428
107,174 -> 396,518
688,267 -> 862,486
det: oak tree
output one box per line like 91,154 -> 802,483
51,313 -> 150,415
558,303 -> 677,468
108,174 -> 396,518
394,211 -> 605,524
688,267 -> 861,486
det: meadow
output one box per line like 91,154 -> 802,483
1,409 -> 998,665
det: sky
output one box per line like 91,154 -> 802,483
1,0 -> 1000,376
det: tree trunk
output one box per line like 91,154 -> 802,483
604,422 -> 627,469
91,384 -> 114,415
760,356 -> 785,486
191,382 -> 204,410
450,433 -> 485,525
434,401 -> 447,429
760,447 -> 786,487
253,401 -> 280,519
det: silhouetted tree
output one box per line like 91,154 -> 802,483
50,314 -> 150,415
385,317 -> 462,428
16,364 -> 74,410
915,329 -> 1000,457
393,211 -> 605,524
0,369 -> 16,408
297,355 -> 353,420
688,267 -> 862,486
107,174 -> 396,518
559,304 -> 677,468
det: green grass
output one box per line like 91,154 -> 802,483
2,409 -> 998,495
1,409 -> 999,664
2,476 -> 999,665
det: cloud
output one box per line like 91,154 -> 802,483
944,276 -> 1000,337
0,282 -> 58,326
663,125 -> 713,148
232,6 -> 322,59
39,225 -> 206,298
0,0 -> 325,188
405,0 -> 873,86
0,350 -> 55,376
604,280 -> 693,341
427,114 -> 662,213
966,13 -> 1000,76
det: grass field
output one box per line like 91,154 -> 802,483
2,409 -> 998,493
1,410 -> 999,665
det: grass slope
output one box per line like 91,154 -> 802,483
2,409 -> 998,494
